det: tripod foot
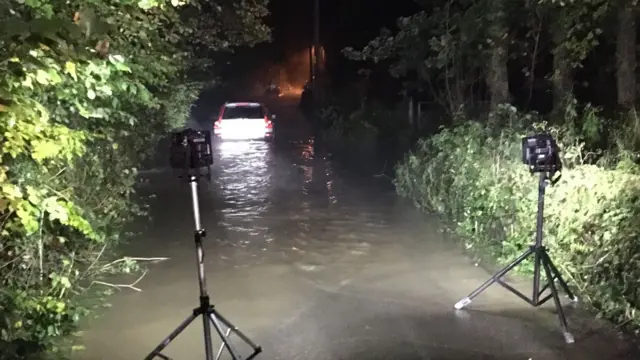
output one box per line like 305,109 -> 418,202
563,331 -> 575,344
454,297 -> 472,310
247,346 -> 262,360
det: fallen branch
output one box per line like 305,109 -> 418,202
110,256 -> 168,264
87,256 -> 168,292
100,256 -> 169,271
373,161 -> 392,179
90,269 -> 148,292
373,173 -> 392,179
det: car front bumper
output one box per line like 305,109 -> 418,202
214,127 -> 273,140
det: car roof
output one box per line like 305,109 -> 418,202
224,102 -> 263,108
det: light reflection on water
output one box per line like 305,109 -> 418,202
133,131 -> 394,262
209,137 -> 335,249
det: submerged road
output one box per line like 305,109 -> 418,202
76,97 -> 638,360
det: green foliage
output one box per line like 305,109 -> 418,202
314,96 -> 415,148
315,105 -> 378,144
603,108 -> 640,169
395,104 -> 640,330
538,0 -> 610,65
343,0 -> 492,113
343,0 -> 614,115
0,0 -> 269,358
312,98 -> 416,171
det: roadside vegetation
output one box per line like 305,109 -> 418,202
311,86 -> 415,171
0,0 -> 269,358
335,0 -> 640,332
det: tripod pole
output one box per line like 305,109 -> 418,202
531,173 -> 546,304
190,177 -> 208,298
190,177 -> 215,360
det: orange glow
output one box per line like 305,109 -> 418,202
267,47 -> 320,98
244,45 -> 326,98
280,85 -> 303,97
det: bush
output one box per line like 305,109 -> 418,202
0,1 -> 268,358
313,99 -> 413,162
316,105 -> 378,144
395,104 -> 640,330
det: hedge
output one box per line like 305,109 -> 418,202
395,106 -> 640,329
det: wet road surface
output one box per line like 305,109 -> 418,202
75,98 -> 639,360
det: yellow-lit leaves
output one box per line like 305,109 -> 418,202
16,200 -> 39,233
170,0 -> 188,6
42,197 -> 97,239
35,69 -> 49,85
1,183 -> 23,201
50,273 -> 72,291
42,197 -> 69,225
137,0 -> 159,10
0,179 -> 96,237
33,68 -> 62,86
0,167 -> 7,188
32,139 -> 62,162
49,68 -> 65,84
108,54 -> 131,72
64,61 -> 77,81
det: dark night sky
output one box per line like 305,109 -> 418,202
228,0 -> 421,83
268,0 -> 420,58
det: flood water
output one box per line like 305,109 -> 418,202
75,99 -> 638,360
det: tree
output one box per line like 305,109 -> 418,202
616,0 -> 637,109
344,0 -> 619,119
522,0 -> 609,114
343,0 -> 492,116
486,0 -> 510,111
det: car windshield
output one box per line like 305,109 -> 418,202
222,105 -> 264,119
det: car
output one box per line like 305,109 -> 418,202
213,102 -> 275,141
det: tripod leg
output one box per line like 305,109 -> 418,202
455,248 -> 533,310
208,313 -> 243,360
202,311 -> 215,360
144,313 -> 198,360
215,329 -> 232,360
532,248 -> 542,304
212,309 -> 262,351
542,252 -> 578,302
541,259 -> 574,344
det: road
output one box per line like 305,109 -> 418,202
75,96 -> 639,360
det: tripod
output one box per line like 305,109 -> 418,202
144,175 -> 262,360
453,172 -> 578,344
